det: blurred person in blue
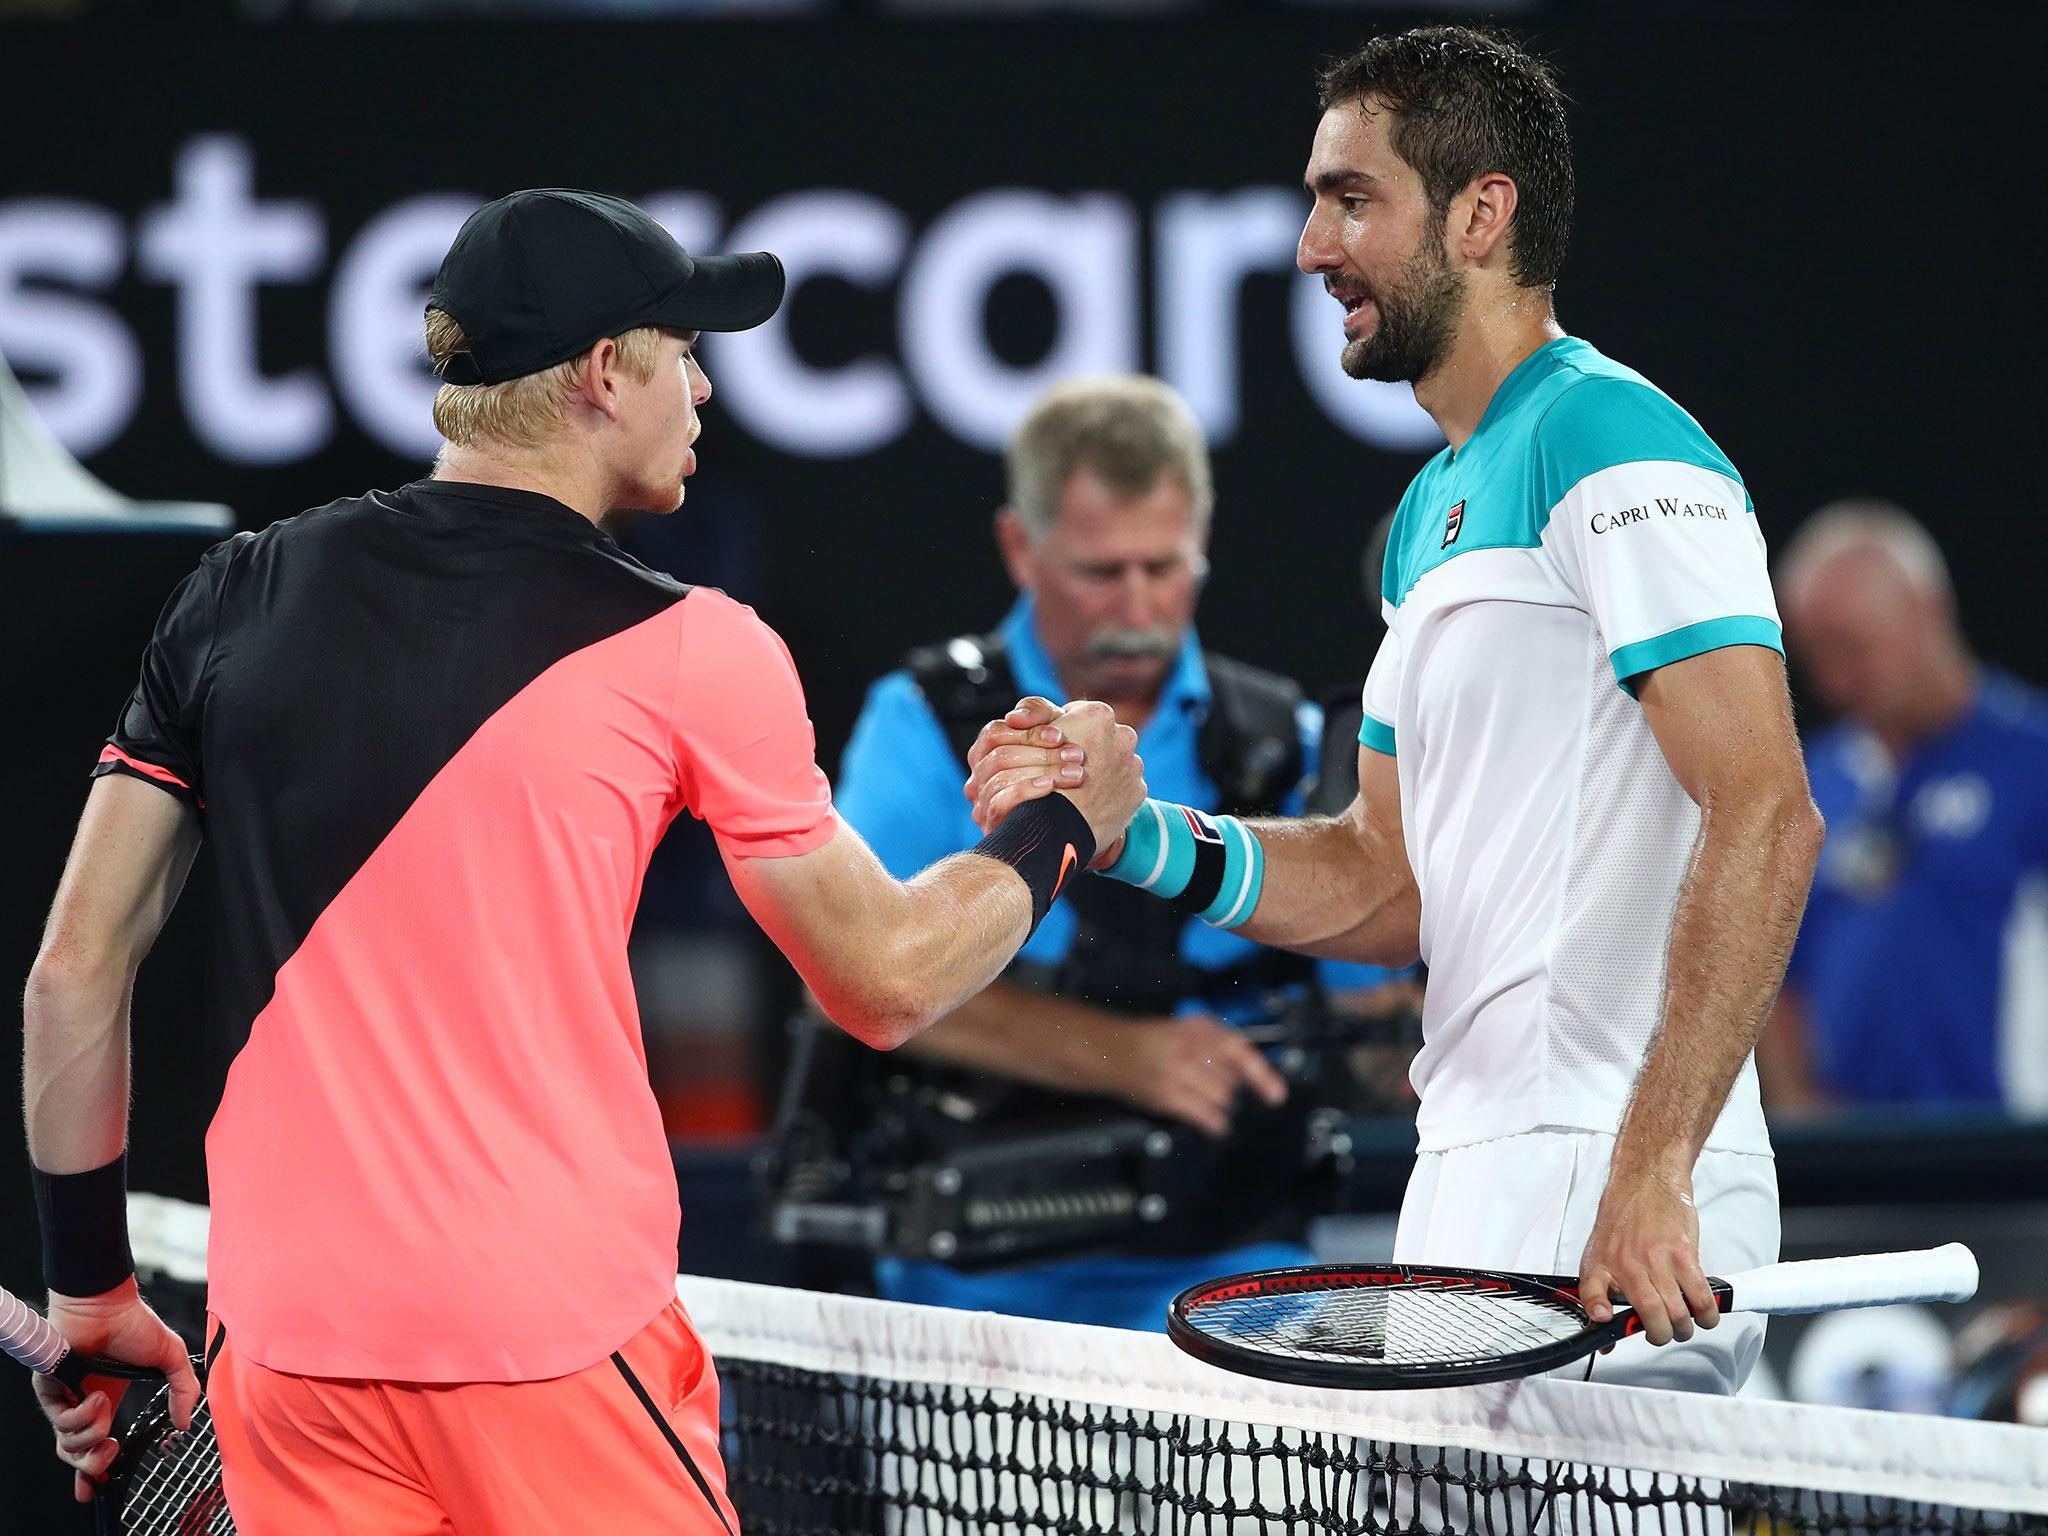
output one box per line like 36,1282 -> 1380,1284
833,375 -> 1400,1329
1760,500 -> 2048,1116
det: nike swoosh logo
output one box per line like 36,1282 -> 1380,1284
1050,842 -> 1079,902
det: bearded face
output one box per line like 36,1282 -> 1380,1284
1299,101 -> 1477,390
1334,225 -> 1469,385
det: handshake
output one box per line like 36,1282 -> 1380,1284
963,696 -> 1149,868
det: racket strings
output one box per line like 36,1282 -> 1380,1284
115,1377 -> 234,1535
1187,1278 -> 1587,1369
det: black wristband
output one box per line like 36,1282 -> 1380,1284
32,1151 -> 134,1296
1172,823 -> 1230,917
971,794 -> 1097,936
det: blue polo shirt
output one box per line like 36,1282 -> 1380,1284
836,597 -> 1392,1327
1790,673 -> 2048,1111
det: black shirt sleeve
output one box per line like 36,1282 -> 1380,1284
90,533 -> 247,810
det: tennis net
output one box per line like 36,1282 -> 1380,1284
676,1275 -> 2048,1536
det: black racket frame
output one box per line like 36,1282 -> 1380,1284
49,1350 -> 216,1535
1168,1261 -> 1737,1390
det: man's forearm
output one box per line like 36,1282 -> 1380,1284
899,980 -> 1140,1095
730,806 -> 1099,1051
828,849 -> 1036,1046
23,955 -> 132,1176
24,777 -> 198,1177
1228,813 -> 1422,967
1612,789 -> 1824,1179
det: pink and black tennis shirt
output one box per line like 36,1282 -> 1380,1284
95,480 -> 836,1381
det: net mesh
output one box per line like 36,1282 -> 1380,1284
680,1276 -> 2048,1536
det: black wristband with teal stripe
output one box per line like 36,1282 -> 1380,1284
972,794 -> 1096,936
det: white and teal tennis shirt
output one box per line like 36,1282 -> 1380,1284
1361,337 -> 1779,1157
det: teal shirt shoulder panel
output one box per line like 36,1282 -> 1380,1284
1382,438 -> 1546,607
1381,470 -> 1429,609
1532,367 -> 1749,514
1382,340 -> 1750,610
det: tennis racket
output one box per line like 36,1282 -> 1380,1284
1168,1243 -> 1980,1390
0,1281 -> 233,1535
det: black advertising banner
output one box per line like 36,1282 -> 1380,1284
3,10 -> 2042,747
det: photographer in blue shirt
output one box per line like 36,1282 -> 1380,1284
1762,500 -> 2048,1115
835,376 -> 1396,1328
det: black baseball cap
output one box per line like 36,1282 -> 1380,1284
426,189 -> 785,386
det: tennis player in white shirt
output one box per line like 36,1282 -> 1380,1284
966,26 -> 1822,1393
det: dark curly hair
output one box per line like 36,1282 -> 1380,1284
1318,26 -> 1574,291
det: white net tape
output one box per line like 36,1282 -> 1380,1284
678,1274 -> 2048,1518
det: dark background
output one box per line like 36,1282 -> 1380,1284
5,8 -> 2043,728
4,4 -> 2044,1523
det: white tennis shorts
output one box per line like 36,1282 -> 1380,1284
1393,1127 -> 1780,1394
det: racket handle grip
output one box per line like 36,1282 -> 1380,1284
1725,1243 -> 1979,1315
0,1286 -> 73,1378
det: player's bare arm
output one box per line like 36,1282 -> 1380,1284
967,697 -> 1419,967
26,776 -> 199,1175
1223,748 -> 1419,967
900,984 -> 1287,1139
23,774 -> 204,1496
1577,644 -> 1825,1346
731,701 -> 1144,1049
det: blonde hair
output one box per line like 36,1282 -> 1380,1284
425,310 -> 663,449
1005,376 -> 1213,540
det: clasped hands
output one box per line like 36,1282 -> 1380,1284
964,697 -> 1290,1136
964,695 -> 1144,863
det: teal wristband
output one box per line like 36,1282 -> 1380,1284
1103,799 -> 1265,929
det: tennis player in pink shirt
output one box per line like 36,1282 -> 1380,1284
25,189 -> 1143,1534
